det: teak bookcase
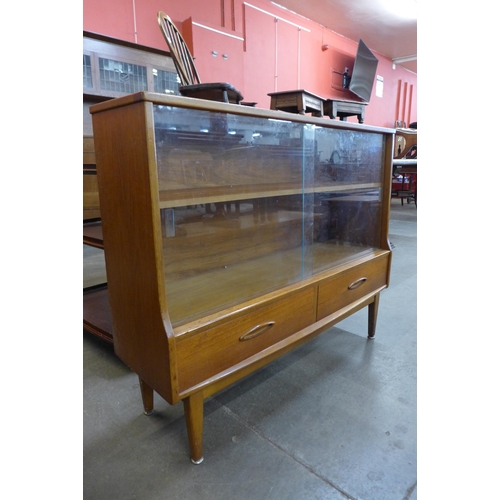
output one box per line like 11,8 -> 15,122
90,92 -> 394,463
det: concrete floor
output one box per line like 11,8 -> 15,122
83,201 -> 417,500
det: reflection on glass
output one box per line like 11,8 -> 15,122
153,106 -> 385,325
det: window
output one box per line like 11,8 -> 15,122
83,54 -> 92,88
99,58 -> 148,93
153,68 -> 180,95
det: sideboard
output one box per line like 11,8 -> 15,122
90,92 -> 394,463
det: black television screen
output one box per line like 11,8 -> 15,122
349,39 -> 378,102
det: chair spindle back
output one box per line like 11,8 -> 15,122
158,12 -> 201,87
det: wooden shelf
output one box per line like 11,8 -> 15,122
83,225 -> 108,340
158,182 -> 382,208
83,285 -> 113,342
83,221 -> 104,248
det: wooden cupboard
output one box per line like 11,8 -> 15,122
90,92 -> 394,463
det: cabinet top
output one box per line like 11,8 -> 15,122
89,91 -> 394,135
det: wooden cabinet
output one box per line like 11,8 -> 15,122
83,135 -> 113,342
89,92 -> 394,463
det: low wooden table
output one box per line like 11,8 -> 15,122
324,99 -> 367,123
268,89 -> 324,117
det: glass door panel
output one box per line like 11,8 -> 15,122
153,105 -> 385,325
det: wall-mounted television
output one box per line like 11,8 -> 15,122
345,39 -> 379,102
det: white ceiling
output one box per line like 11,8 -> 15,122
272,0 -> 417,73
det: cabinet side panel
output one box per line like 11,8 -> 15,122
380,132 -> 394,286
381,133 -> 395,252
92,101 -> 176,403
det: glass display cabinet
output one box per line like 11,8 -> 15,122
89,92 -> 394,463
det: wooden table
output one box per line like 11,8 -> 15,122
324,99 -> 367,123
268,89 -> 324,117
268,91 -> 367,124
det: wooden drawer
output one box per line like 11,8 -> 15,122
176,287 -> 316,392
317,254 -> 389,321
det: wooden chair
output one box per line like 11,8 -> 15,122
157,12 -> 244,104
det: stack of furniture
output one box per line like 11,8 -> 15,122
83,30 -> 181,343
391,128 -> 417,206
83,135 -> 113,343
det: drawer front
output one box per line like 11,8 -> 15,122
317,254 -> 389,321
176,287 -> 316,392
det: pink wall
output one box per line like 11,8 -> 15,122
83,0 -> 417,127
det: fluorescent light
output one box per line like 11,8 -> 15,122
392,55 -> 417,64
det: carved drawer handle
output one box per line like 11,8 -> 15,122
348,277 -> 367,290
239,321 -> 276,341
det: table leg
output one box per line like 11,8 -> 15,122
368,293 -> 380,340
183,391 -> 205,464
139,377 -> 154,415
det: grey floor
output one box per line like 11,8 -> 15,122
83,201 -> 417,500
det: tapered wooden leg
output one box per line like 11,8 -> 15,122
368,294 -> 380,340
183,392 -> 204,464
139,378 -> 154,416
